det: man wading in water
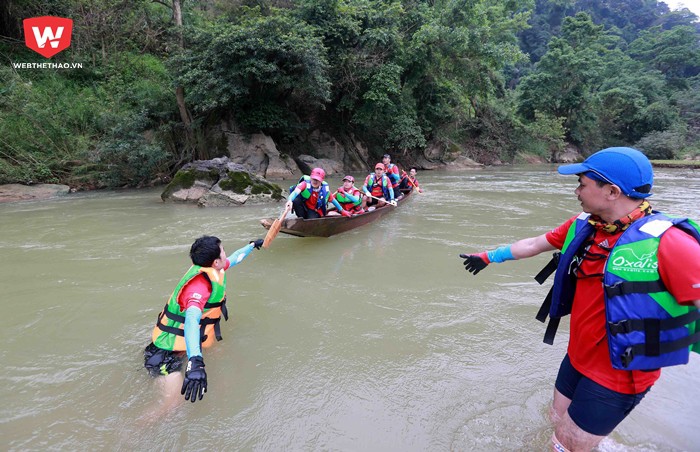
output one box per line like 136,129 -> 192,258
459,147 -> 700,451
144,236 -> 263,414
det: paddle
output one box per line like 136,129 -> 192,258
363,192 -> 397,207
263,203 -> 292,249
407,177 -> 422,194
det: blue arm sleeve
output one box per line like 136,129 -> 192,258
344,192 -> 360,204
227,243 -> 254,268
331,198 -> 343,211
288,189 -> 299,202
184,306 -> 203,358
487,245 -> 515,263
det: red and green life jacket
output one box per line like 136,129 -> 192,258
536,212 -> 700,370
290,175 -> 330,215
152,265 -> 228,351
335,187 -> 362,211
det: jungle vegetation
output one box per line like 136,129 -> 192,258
0,0 -> 698,187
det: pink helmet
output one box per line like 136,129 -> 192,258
310,167 -> 325,181
342,175 -> 355,183
374,163 -> 385,171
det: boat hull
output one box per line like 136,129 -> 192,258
260,189 -> 412,237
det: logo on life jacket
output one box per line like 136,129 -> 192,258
609,246 -> 658,274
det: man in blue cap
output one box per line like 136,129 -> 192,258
458,147 -> 700,451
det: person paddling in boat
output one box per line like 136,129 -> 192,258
458,147 -> 700,451
361,163 -> 395,210
399,167 -> 423,193
285,167 -> 351,219
144,235 -> 264,409
381,153 -> 402,199
330,175 -> 364,215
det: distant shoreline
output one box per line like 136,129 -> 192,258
651,160 -> 700,169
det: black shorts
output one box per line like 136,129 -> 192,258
555,354 -> 649,436
143,342 -> 185,377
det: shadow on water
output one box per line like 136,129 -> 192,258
1,166 -> 698,451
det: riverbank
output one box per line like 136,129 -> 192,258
0,183 -> 71,203
650,159 -> 700,168
1,158 -> 697,203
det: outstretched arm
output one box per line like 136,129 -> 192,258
460,233 -> 555,275
227,242 -> 255,268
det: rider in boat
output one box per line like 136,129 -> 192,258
399,167 -> 423,193
361,163 -> 394,210
286,167 -> 351,219
382,153 -> 403,199
332,175 -> 364,215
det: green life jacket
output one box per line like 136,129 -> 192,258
152,265 -> 228,351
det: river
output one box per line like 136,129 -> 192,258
1,165 -> 698,451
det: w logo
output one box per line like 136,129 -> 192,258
23,16 -> 73,58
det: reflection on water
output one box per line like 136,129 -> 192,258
1,166 -> 698,451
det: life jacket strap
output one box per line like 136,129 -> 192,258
608,310 -> 700,335
159,303 -> 224,342
535,252 -> 561,345
199,316 -> 223,342
204,296 -> 228,321
536,287 -> 553,323
535,252 -> 560,285
156,310 -> 185,337
621,331 -> 700,368
604,280 -> 666,298
543,317 -> 560,346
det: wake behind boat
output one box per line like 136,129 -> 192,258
260,189 -> 413,238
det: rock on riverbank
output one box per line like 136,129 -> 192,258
160,157 -> 284,207
0,184 -> 71,203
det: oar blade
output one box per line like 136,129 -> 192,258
262,204 -> 291,249
262,219 -> 282,248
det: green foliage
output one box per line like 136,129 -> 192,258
172,10 -> 330,125
0,50 -> 177,187
2,0 -> 700,189
521,110 -> 567,158
634,130 -> 685,160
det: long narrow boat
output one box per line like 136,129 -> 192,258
260,189 -> 413,238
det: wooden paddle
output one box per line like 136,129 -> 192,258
363,192 -> 397,207
407,177 -> 422,194
263,204 -> 292,249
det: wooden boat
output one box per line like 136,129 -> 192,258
260,189 -> 413,237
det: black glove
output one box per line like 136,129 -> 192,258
181,356 -> 207,403
250,239 -> 264,250
459,253 -> 489,275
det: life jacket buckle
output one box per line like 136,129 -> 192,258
608,319 -> 631,335
604,281 -> 624,298
620,347 -> 634,368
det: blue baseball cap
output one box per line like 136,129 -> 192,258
558,147 -> 653,199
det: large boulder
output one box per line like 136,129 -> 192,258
0,183 -> 70,203
295,154 -> 344,176
306,130 -> 368,172
161,157 -> 284,207
408,140 -> 482,170
553,144 -> 582,163
222,124 -> 299,179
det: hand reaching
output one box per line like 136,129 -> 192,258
459,253 -> 489,275
250,239 -> 264,250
